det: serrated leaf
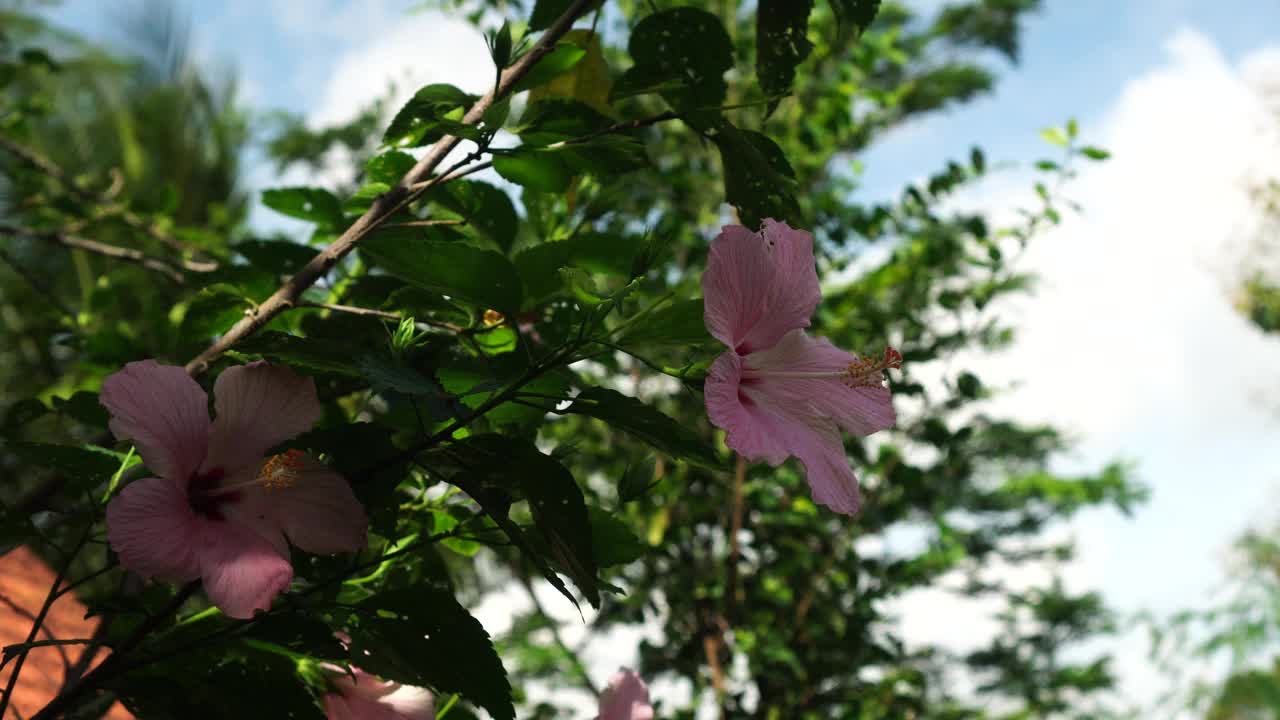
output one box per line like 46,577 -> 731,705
11,442 -> 132,489
616,7 -> 733,111
180,283 -> 250,340
618,299 -> 711,348
493,151 -> 573,193
350,587 -> 514,720
450,435 -> 599,607
589,507 -> 646,567
360,231 -> 524,313
232,331 -> 362,376
433,180 -> 518,253
828,0 -> 881,37
757,0 -> 815,116
527,29 -> 613,115
528,0 -> 604,32
383,84 -> 477,148
715,123 -> 801,227
566,386 -> 719,469
261,187 -> 344,227
510,43 -> 587,95
234,239 -> 315,275
365,150 -> 417,184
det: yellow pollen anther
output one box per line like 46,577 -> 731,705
843,347 -> 903,388
257,449 -> 306,491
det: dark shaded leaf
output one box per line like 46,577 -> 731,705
262,187 -> 344,227
757,0 -> 814,116
360,231 -> 524,313
349,586 -> 513,720
566,387 -> 719,469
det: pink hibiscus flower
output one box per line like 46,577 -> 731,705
322,668 -> 434,720
102,360 -> 368,619
598,668 -> 653,720
702,220 -> 899,515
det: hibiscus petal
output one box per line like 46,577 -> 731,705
701,221 -> 821,354
100,360 -> 210,482
205,362 -> 322,475
704,352 -> 791,466
788,416 -> 862,515
334,694 -> 403,720
197,518 -> 293,619
703,224 -> 773,349
380,686 -> 436,720
265,454 -> 368,554
744,329 -> 895,436
105,477 -> 201,581
738,220 -> 822,353
323,693 -> 358,720
598,668 -> 654,720
334,670 -> 399,700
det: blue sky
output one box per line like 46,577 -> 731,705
40,0 -> 1280,715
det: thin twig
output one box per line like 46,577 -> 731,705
0,136 -> 208,258
296,301 -> 467,333
0,223 -> 203,284
30,582 -> 198,720
380,219 -> 467,229
184,0 -> 598,376
0,525 -> 92,719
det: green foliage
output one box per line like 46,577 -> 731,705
0,1 -> 1143,719
348,586 -> 515,720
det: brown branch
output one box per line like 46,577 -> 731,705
725,454 -> 746,616
30,582 -> 198,720
296,301 -> 467,333
0,223 -> 197,284
380,219 -> 467,229
0,527 -> 92,719
0,136 -> 209,258
184,0 -> 598,376
546,110 -> 679,149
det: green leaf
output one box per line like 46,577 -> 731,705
450,435 -> 600,607
618,455 -> 658,503
360,231 -> 524,313
231,331 -> 362,376
438,368 -> 568,428
349,586 -> 514,720
828,0 -> 881,37
715,124 -> 801,226
180,283 -> 250,340
111,649 -> 322,720
510,43 -> 587,95
566,386 -> 720,469
383,84 -> 477,148
10,442 -> 129,491
234,239 -> 315,275
618,299 -> 712,348
261,187 -> 344,227
1080,146 -> 1111,161
493,150 -> 574,193
589,507 -> 646,567
365,150 -> 417,184
357,355 -> 448,398
615,7 -> 733,111
433,180 -> 518,252
528,0 -> 603,32
1039,126 -> 1069,148
757,0 -> 815,116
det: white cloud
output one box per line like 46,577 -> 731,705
885,28 -> 1280,713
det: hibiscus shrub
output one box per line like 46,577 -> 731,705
0,1 -> 1141,719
